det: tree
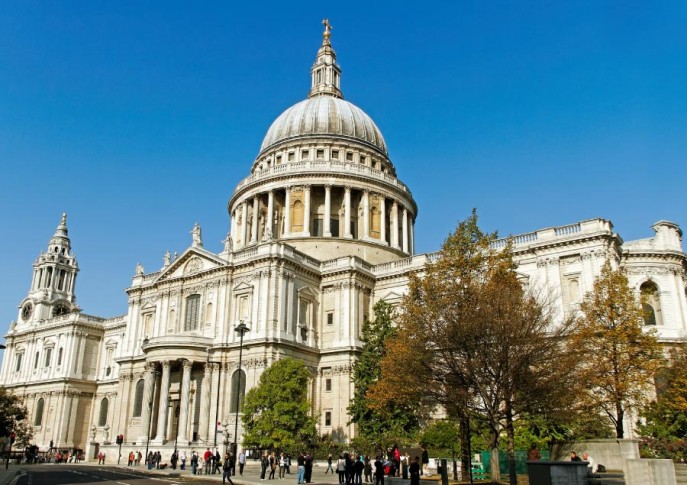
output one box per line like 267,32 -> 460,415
0,388 -> 32,447
241,357 -> 318,452
348,300 -> 418,449
419,421 -> 460,478
570,261 -> 664,439
368,211 -> 577,485
638,346 -> 687,459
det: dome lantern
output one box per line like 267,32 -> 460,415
308,19 -> 343,99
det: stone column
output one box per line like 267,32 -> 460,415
198,363 -> 212,443
208,364 -> 221,444
266,190 -> 274,237
284,187 -> 291,237
380,196 -> 387,243
323,185 -> 332,237
410,216 -> 415,254
402,207 -> 409,253
154,361 -> 171,443
177,360 -> 192,443
250,196 -> 259,243
363,190 -> 370,239
241,201 -> 248,247
344,186 -> 352,238
303,185 -> 311,236
391,201 -> 399,249
138,362 -> 156,443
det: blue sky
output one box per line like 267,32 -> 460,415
1,1 -> 686,340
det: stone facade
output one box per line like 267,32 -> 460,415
1,25 -> 686,461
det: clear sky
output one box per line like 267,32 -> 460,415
1,1 -> 686,343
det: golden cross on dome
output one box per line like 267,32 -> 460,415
322,18 -> 332,45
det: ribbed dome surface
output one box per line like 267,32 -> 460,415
259,96 -> 388,156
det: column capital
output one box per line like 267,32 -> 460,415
181,359 -> 193,370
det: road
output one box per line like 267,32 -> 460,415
10,464 -> 228,485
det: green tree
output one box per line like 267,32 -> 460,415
241,358 -> 318,452
369,211 -> 577,485
348,300 -> 418,449
638,346 -> 687,459
0,388 -> 32,448
570,261 -> 664,439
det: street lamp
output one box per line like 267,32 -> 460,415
232,320 -> 249,461
206,349 -> 222,450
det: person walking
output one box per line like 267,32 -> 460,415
181,451 -> 187,470
238,449 -> 246,476
224,452 -> 235,485
214,449 -> 222,474
337,454 -> 347,484
269,452 -> 277,480
280,452 -> 288,479
364,456 -> 372,483
191,450 -> 199,475
261,451 -> 269,480
326,454 -> 334,474
297,452 -> 306,484
374,456 -> 385,485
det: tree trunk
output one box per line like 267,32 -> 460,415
616,403 -> 625,439
459,411 -> 470,481
490,444 -> 501,483
505,401 -> 517,485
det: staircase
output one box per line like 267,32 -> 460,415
587,469 -> 625,485
675,463 -> 687,485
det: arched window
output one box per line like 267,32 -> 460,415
205,302 -> 214,323
98,398 -> 109,426
34,398 -> 45,426
229,369 -> 247,413
184,294 -> 200,331
291,200 -> 304,232
132,379 -> 144,417
641,281 -> 662,326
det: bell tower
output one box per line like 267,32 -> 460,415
18,213 -> 80,324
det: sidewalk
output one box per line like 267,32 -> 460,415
105,461 -> 345,484
0,466 -> 19,485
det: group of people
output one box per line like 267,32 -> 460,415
258,450 -> 294,480
330,448 -> 423,485
569,450 -> 601,474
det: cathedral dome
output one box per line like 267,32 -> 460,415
259,96 -> 388,156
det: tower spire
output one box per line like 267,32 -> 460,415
308,19 -> 343,99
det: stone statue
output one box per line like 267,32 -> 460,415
223,233 -> 233,252
191,222 -> 203,247
262,227 -> 273,242
135,262 -> 144,275
163,250 -> 171,267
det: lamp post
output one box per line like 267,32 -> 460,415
206,349 -> 222,450
232,321 -> 249,461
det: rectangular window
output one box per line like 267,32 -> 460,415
331,150 -> 339,160
330,219 -> 339,237
276,155 -> 282,164
325,411 -> 332,427
287,152 -> 295,162
44,348 -> 52,367
325,378 -> 332,392
301,150 -> 309,160
34,352 -> 39,369
312,218 -> 323,236
316,149 -> 324,159
327,312 -> 334,325
346,152 -> 353,161
184,294 -> 201,331
15,353 -> 23,372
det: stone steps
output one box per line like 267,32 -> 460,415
587,470 -> 625,485
675,463 -> 687,485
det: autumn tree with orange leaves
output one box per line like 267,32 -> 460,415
368,212 -> 578,485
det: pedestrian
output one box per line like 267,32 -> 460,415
326,453 -> 334,474
337,454 -> 347,484
364,456 -> 372,483
191,450 -> 199,475
285,453 -> 291,474
409,457 -> 420,485
280,452 -> 288,479
204,448 -> 213,475
224,452 -> 235,485
304,452 -> 313,483
156,451 -> 162,469
261,451 -> 269,480
136,450 -> 142,466
421,447 -> 429,476
128,451 -> 134,466
171,451 -> 178,470
528,444 -> 541,462
147,451 -> 154,470
181,450 -> 187,470
238,449 -> 246,476
214,449 -> 222,474
354,455 -> 364,485
98,451 -> 103,465
374,456 -> 385,485
297,452 -> 306,484
269,451 -> 277,480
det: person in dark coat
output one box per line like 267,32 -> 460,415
374,456 -> 385,485
409,457 -> 420,485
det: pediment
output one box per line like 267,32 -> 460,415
155,247 -> 226,282
233,281 -> 254,292
297,286 -> 318,298
378,290 -> 404,304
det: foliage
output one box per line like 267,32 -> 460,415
570,261 -> 664,439
419,420 -> 460,457
637,346 -> 687,460
241,358 -> 318,452
368,211 -> 578,485
0,388 -> 32,447
312,433 -> 347,459
348,300 -> 418,449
